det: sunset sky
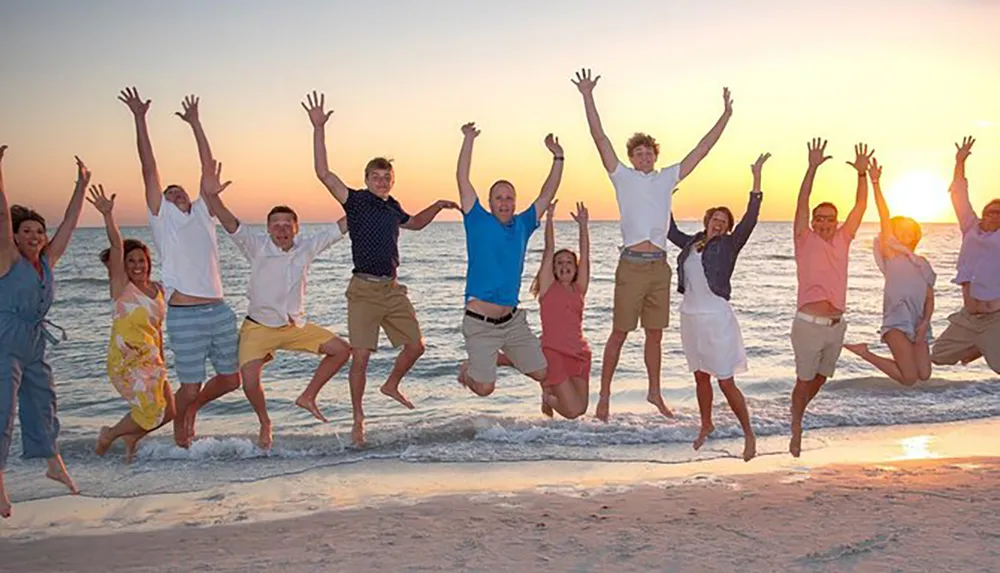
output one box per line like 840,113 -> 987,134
1,0 -> 997,226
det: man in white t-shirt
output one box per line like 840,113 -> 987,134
119,88 -> 241,448
199,160 -> 352,451
572,68 -> 733,422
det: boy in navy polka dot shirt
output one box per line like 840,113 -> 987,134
303,91 -> 458,446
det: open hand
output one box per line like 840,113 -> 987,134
545,199 -> 558,219
435,200 -> 460,210
301,91 -> 333,127
723,87 -> 734,116
847,143 -> 875,174
750,152 -> 770,178
868,157 -> 882,183
807,138 -> 831,168
200,160 -> 232,196
118,87 -> 151,116
572,68 -> 600,95
86,184 -> 116,215
545,134 -> 563,157
75,156 -> 92,187
461,122 -> 480,138
175,95 -> 200,124
955,136 -> 975,162
570,201 -> 589,225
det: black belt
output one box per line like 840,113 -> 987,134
465,308 -> 517,325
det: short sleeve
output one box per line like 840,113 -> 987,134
305,225 -> 345,258
228,223 -> 265,260
609,161 -> 629,182
516,204 -> 540,234
463,200 -> 487,222
659,162 -> 682,188
344,189 -> 361,215
393,200 -> 411,225
192,197 -> 215,221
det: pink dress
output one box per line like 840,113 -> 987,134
539,282 -> 591,386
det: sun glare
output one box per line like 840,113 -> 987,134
883,171 -> 952,222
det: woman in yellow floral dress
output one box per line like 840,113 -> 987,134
89,185 -> 174,462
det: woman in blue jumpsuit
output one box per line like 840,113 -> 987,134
0,145 -> 90,519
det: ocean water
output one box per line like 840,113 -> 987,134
4,221 -> 998,501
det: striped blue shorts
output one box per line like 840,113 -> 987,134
165,302 -> 240,384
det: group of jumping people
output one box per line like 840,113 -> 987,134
2,69 -> 998,519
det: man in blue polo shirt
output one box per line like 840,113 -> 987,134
455,121 -> 563,396
304,91 -> 458,446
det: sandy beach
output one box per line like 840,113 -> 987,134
3,419 -> 1000,572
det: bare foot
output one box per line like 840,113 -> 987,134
380,382 -> 415,410
0,497 -> 10,519
595,396 -> 610,422
541,394 -> 554,418
45,463 -> 80,495
122,435 -> 141,464
743,434 -> 757,462
173,415 -> 189,449
789,420 -> 803,458
257,423 -> 273,451
843,342 -> 868,356
351,420 -> 366,448
457,361 -> 469,387
646,392 -> 675,417
692,423 -> 715,450
295,395 -> 329,423
95,426 -> 115,456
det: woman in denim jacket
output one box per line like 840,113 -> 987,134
668,153 -> 769,462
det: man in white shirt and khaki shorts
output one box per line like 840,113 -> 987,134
199,160 -> 352,451
572,69 -> 734,421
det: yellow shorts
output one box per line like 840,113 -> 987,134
238,319 -> 338,367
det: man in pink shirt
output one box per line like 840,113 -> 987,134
789,138 -> 872,457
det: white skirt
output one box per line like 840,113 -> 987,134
679,305 -> 748,379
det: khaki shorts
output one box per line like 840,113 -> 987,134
238,319 -> 338,367
462,310 -> 546,384
790,316 -> 848,381
612,257 -> 672,332
931,309 -> 1000,373
346,275 -> 422,351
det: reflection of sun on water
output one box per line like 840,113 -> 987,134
884,171 -> 951,222
897,435 -> 939,460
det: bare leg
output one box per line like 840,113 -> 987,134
0,472 -> 9,518
296,337 -> 351,423
644,328 -> 673,417
569,376 -> 589,416
845,330 -> 921,386
718,378 -> 756,462
596,330 -> 628,421
45,455 -> 79,495
789,375 -> 826,457
349,348 -> 372,446
96,413 -> 145,456
915,340 -> 932,381
457,360 -> 496,397
380,341 -> 424,410
692,371 -> 714,450
173,383 -> 201,448
240,360 -> 272,450
187,372 -> 242,440
545,381 -> 587,420
540,386 -> 554,417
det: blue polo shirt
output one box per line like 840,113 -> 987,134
463,200 -> 539,306
344,189 -> 410,278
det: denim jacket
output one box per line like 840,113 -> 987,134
668,191 -> 763,301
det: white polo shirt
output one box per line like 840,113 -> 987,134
609,161 -> 682,252
148,198 -> 224,300
227,223 -> 345,328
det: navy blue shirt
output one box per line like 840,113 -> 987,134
463,201 -> 539,306
344,189 -> 411,278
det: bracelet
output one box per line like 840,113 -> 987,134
553,156 -> 564,161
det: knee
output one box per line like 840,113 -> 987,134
717,379 -> 737,392
351,350 -> 371,370
606,330 -> 628,347
221,373 -> 242,392
178,385 -> 200,400
321,338 -> 352,358
643,328 -> 663,344
528,368 -> 547,384
406,340 -> 426,358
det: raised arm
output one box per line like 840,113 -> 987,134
198,160 -> 237,234
457,122 -> 480,213
86,185 -> 128,299
46,156 -> 91,267
571,201 -> 590,296
572,69 -> 618,173
402,200 -> 460,231
175,95 -> 214,167
867,157 -> 894,258
842,142 -> 873,239
0,145 -> 14,275
679,88 -> 733,180
302,91 -> 349,204
733,153 -> 770,250
532,134 -> 564,220
950,136 -> 978,233
118,87 -> 162,215
795,138 -> 831,239
535,200 -> 558,298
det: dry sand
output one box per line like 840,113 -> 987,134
3,456 -> 999,572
